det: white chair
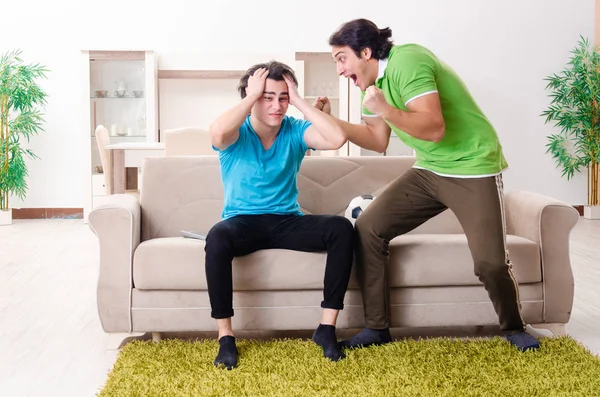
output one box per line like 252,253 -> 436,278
163,127 -> 215,156
95,125 -> 139,197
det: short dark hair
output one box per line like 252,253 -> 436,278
328,19 -> 393,60
237,60 -> 298,99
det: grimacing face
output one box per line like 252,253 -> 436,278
332,45 -> 376,92
251,78 -> 290,128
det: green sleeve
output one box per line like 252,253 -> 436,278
388,50 -> 438,106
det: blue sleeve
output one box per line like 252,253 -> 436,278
288,117 -> 312,152
213,126 -> 245,156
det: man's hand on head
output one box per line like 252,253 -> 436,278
246,68 -> 269,100
283,74 -> 302,107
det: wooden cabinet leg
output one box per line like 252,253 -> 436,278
125,167 -> 138,190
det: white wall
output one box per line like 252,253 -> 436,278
1,0 -> 594,207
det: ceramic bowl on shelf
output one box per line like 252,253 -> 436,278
95,90 -> 108,98
132,90 -> 144,98
115,90 -> 127,98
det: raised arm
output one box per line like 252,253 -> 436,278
335,87 -> 442,153
309,89 -> 392,153
363,85 -> 445,143
283,75 -> 347,150
338,116 -> 392,153
209,68 -> 268,150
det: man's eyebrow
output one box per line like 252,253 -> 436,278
333,51 -> 344,58
263,91 -> 289,95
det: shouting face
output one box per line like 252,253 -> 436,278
332,45 -> 379,92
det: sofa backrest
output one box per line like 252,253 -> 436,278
140,156 -> 463,241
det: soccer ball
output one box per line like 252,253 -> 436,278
344,194 -> 376,223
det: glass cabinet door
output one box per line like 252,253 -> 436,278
82,50 -> 157,221
90,58 -> 147,139
88,52 -> 149,174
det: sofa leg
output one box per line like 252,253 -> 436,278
529,323 -> 567,337
107,332 -> 147,350
152,332 -> 162,343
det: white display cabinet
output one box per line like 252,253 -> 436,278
81,50 -> 158,221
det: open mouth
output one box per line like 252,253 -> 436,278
350,74 -> 358,85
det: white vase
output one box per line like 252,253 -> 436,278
0,208 -> 12,225
583,205 -> 600,220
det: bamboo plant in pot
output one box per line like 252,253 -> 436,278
0,49 -> 48,225
542,36 -> 600,219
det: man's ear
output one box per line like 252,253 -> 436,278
361,47 -> 373,60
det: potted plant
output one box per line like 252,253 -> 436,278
0,49 -> 48,225
542,36 -> 600,219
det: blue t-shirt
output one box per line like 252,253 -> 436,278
215,115 -> 312,220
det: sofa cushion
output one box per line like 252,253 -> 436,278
140,156 -> 471,242
388,234 -> 541,287
133,234 -> 541,290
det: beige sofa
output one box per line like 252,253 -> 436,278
88,156 -> 579,347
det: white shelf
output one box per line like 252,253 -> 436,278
295,52 -> 334,62
305,96 -> 339,100
91,135 -> 147,138
158,70 -> 245,79
91,96 -> 145,99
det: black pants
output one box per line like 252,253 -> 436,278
204,214 -> 355,319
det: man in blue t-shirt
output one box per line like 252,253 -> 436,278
206,61 -> 354,369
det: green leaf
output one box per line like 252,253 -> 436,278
0,49 -> 49,209
542,36 -> 600,186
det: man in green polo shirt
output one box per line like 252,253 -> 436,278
326,18 -> 540,352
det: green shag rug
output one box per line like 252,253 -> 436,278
99,336 -> 600,397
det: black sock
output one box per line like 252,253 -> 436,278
214,335 -> 238,370
505,331 -> 540,352
312,324 -> 345,362
340,327 -> 392,349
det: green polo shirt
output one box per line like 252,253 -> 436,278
362,44 -> 508,176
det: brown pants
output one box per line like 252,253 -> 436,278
354,168 -> 525,333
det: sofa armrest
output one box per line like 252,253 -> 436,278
504,190 -> 579,323
88,194 -> 141,333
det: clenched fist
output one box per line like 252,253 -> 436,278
312,96 -> 331,115
362,85 -> 389,116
